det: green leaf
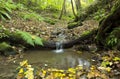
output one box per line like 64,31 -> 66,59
16,30 -> 34,46
0,10 -> 11,19
101,61 -> 110,67
113,57 -> 120,61
33,36 -> 43,46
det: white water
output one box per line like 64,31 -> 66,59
55,42 -> 63,53
54,32 -> 66,53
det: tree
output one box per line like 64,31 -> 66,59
71,0 -> 78,18
75,0 -> 81,14
59,0 -> 66,19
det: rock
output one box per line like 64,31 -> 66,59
0,42 -> 17,56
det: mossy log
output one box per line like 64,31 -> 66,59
28,29 -> 97,49
1,29 -> 97,50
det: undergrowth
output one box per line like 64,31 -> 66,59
106,27 -> 120,49
0,0 -> 12,20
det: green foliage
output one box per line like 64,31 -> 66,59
113,57 -> 120,61
16,0 -> 63,12
106,27 -> 120,48
15,30 -> 43,46
67,22 -> 81,29
81,30 -> 91,36
0,42 -> 16,56
0,0 -> 12,20
93,9 -> 106,21
81,0 -> 95,8
111,0 -> 120,12
106,35 -> 118,47
44,17 -> 56,25
18,11 -> 44,21
32,35 -> 43,46
16,30 -> 34,46
0,42 -> 11,51
101,61 -> 111,67
15,3 -> 26,10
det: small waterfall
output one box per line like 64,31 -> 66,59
55,42 -> 63,53
54,32 -> 66,53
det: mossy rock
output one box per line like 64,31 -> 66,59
67,22 -> 82,29
0,42 -> 16,56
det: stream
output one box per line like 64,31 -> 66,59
22,49 -> 93,69
0,49 -> 94,78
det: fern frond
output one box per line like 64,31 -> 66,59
32,35 -> 43,46
16,30 -> 34,46
0,10 -> 11,19
15,30 -> 43,46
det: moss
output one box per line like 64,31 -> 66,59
67,21 -> 82,29
81,30 -> 91,37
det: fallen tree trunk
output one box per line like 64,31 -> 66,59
31,29 -> 97,49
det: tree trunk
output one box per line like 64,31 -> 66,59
59,0 -> 66,19
75,0 -> 81,14
71,0 -> 78,18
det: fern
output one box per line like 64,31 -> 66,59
0,1 -> 12,20
106,27 -> 120,47
15,30 -> 43,46
16,30 -> 34,46
32,35 -> 43,46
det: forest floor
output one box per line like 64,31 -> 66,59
1,11 -> 98,42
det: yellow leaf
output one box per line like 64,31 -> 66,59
68,68 -> 75,74
20,60 -> 28,67
106,67 -> 111,72
25,70 -> 34,79
102,56 -> 111,61
90,65 -> 96,70
76,66 -> 83,70
19,68 -> 24,74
